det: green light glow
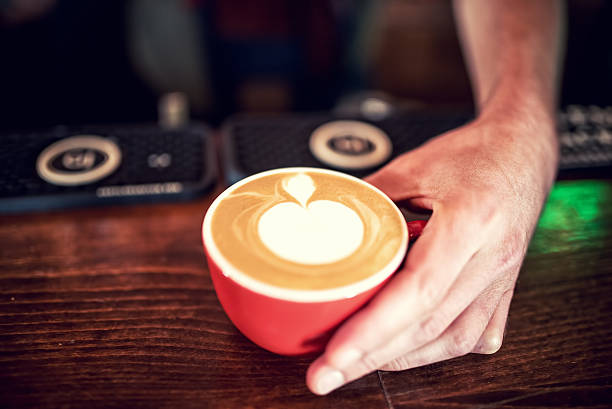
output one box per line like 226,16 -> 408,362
530,180 -> 612,254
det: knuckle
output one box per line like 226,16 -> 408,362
445,197 -> 497,240
495,232 -> 527,273
415,278 -> 442,311
447,331 -> 480,357
474,192 -> 501,227
455,188 -> 501,230
419,314 -> 448,341
359,353 -> 384,373
381,356 -> 411,372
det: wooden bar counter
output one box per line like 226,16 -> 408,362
1,179 -> 611,408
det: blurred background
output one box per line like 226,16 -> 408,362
0,0 -> 610,131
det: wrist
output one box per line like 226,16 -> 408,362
476,78 -> 557,149
473,84 -> 560,193
477,76 -> 556,129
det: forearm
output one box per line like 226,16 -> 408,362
453,0 -> 564,193
453,0 -> 564,121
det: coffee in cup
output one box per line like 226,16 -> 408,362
202,167 -> 408,355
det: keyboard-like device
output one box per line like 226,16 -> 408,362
222,105 -> 612,183
0,123 -> 216,213
558,105 -> 612,175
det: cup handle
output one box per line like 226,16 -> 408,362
407,220 -> 427,243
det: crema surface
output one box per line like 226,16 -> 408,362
211,171 -> 404,290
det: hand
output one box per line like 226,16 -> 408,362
306,112 -> 558,395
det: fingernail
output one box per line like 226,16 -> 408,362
476,334 -> 502,354
316,368 -> 345,395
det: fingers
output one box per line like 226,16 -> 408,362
379,283 -> 503,372
307,281 -> 506,394
365,155 -> 422,202
313,206 -> 484,367
306,212 -> 505,395
472,288 -> 513,354
306,256 -> 513,394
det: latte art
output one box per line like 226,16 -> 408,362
209,169 -> 405,291
258,174 -> 364,264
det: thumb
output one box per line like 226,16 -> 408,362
364,156 -> 420,202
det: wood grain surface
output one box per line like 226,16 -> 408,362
1,180 -> 611,408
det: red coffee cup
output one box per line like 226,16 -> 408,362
202,168 -> 419,356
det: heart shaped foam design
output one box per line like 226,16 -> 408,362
258,199 -> 364,265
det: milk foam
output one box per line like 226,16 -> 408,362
283,173 -> 315,207
208,168 -> 406,292
258,174 -> 364,264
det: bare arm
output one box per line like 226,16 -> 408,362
454,0 -> 563,115
455,0 -> 564,196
